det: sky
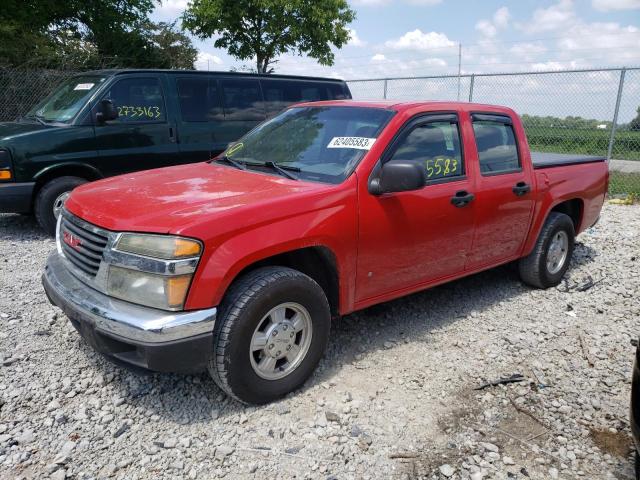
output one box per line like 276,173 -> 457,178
152,0 -> 640,78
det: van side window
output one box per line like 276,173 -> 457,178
261,80 -> 334,117
177,77 -> 222,122
102,78 -> 166,123
221,79 -> 265,121
472,120 -> 520,174
326,83 -> 349,100
388,121 -> 464,181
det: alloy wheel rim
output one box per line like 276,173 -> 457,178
53,192 -> 70,220
249,302 -> 313,380
547,230 -> 569,275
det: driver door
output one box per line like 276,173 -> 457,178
356,114 -> 477,303
93,74 -> 180,176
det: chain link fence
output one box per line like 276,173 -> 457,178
349,67 -> 640,197
0,65 -> 638,196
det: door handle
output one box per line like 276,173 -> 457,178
450,190 -> 475,208
168,126 -> 176,143
512,181 -> 531,196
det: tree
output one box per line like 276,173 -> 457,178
630,107 -> 640,131
183,0 -> 356,73
147,22 -> 198,69
0,0 -> 197,69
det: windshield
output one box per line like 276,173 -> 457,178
26,75 -> 107,123
220,106 -> 395,184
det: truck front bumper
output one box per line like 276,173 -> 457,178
0,182 -> 34,213
42,252 -> 217,373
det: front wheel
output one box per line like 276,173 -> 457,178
518,212 -> 575,289
208,267 -> 331,404
34,176 -> 87,236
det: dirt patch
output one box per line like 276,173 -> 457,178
590,428 -> 633,458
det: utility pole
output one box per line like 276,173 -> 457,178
457,43 -> 462,101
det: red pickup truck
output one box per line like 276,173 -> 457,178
43,100 -> 608,404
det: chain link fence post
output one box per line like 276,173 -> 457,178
607,67 -> 626,161
383,79 -> 388,100
468,74 -> 475,102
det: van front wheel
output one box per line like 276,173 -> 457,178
208,267 -> 331,404
35,176 -> 87,236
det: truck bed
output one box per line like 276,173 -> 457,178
531,152 -> 606,169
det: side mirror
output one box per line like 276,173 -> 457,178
95,99 -> 118,124
369,160 -> 425,195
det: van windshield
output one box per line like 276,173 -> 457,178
220,106 -> 394,184
26,75 -> 107,123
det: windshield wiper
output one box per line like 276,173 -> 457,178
221,157 -> 300,180
215,155 -> 247,170
263,161 -> 300,180
23,114 -> 47,126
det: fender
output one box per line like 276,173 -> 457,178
184,196 -> 358,313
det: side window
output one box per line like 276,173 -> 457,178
261,80 -> 293,116
177,77 -> 222,122
388,121 -> 464,181
221,79 -> 265,121
102,77 -> 165,122
472,120 -> 520,174
327,83 -> 349,100
299,82 -> 328,102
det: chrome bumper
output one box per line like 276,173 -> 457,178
42,252 -> 216,344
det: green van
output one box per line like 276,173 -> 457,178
0,69 -> 351,234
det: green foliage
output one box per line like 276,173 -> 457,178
0,0 -> 197,69
629,107 -> 640,131
183,0 -> 356,73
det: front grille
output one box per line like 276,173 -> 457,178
60,215 -> 109,277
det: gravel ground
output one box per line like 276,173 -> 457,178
0,203 -> 638,480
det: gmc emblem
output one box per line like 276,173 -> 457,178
63,230 -> 82,250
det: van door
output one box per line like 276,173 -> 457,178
174,75 -> 227,163
93,74 -> 180,176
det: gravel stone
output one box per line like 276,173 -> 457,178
0,204 -> 637,479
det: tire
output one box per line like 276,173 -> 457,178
34,176 -> 87,236
636,451 -> 639,480
208,266 -> 331,404
518,211 -> 575,289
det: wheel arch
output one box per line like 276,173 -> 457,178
33,163 -> 103,198
549,198 -> 583,232
220,246 -> 341,318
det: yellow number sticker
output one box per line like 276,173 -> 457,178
226,142 -> 244,157
115,105 -> 163,120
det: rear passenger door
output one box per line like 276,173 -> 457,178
465,113 -> 535,269
93,74 -> 180,175
174,75 -> 226,162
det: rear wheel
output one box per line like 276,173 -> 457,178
34,176 -> 86,236
208,266 -> 331,404
518,212 -> 575,289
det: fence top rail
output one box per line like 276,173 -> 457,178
347,66 -> 640,83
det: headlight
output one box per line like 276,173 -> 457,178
107,266 -> 193,311
108,233 -> 203,311
116,233 -> 201,259
0,150 -> 12,181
